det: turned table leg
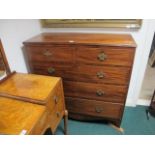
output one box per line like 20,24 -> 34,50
64,110 -> 68,135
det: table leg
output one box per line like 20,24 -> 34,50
64,110 -> 68,135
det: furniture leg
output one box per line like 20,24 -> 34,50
64,110 -> 68,135
109,123 -> 124,133
146,109 -> 150,120
50,127 -> 55,135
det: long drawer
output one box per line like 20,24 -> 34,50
77,46 -> 135,67
66,97 -> 123,120
30,63 -> 131,85
63,81 -> 127,103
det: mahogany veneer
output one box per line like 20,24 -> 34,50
23,33 -> 136,127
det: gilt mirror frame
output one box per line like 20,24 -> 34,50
41,19 -> 142,29
0,40 -> 11,76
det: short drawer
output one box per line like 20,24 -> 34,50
71,64 -> 131,85
66,97 -> 123,119
50,96 -> 64,133
25,45 -> 74,64
48,80 -> 65,133
46,80 -> 65,112
76,46 -> 135,67
63,81 -> 127,103
29,62 -> 74,81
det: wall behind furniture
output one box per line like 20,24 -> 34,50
41,20 -> 155,107
0,19 -> 41,72
0,19 -> 155,107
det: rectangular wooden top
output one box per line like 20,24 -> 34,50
23,33 -> 136,47
0,97 -> 45,135
0,72 -> 61,103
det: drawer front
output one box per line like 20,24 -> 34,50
29,62 -> 74,81
73,64 -> 131,85
77,46 -> 135,67
63,81 -> 127,103
46,80 -> 65,112
50,97 -> 64,133
29,62 -> 131,85
66,97 -> 123,119
25,45 -> 74,64
48,81 -> 65,133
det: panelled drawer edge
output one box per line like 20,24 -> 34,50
63,81 -> 127,103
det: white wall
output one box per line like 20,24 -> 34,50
0,19 -> 155,106
0,19 -> 41,72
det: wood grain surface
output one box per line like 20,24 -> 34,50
66,97 -> 123,120
23,33 -> 136,47
0,97 -> 46,135
23,33 -> 136,127
0,72 -> 60,102
63,81 -> 127,103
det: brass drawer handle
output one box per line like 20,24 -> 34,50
53,95 -> 59,104
43,50 -> 52,56
96,71 -> 105,79
96,90 -> 104,96
97,52 -> 107,61
95,107 -> 103,113
56,112 -> 60,118
47,67 -> 55,74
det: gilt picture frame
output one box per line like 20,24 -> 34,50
41,19 -> 142,29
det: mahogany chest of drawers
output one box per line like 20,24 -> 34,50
23,33 -> 136,127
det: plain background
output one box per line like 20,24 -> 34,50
0,0 -> 155,155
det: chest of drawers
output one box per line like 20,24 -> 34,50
23,33 -> 136,127
0,72 -> 68,134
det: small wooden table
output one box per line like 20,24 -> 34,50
0,97 -> 47,135
0,72 -> 68,135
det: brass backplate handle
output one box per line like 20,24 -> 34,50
96,90 -> 104,96
54,95 -> 59,104
97,52 -> 107,61
43,50 -> 52,56
96,71 -> 105,79
56,112 -> 60,117
47,67 -> 55,74
95,107 -> 104,113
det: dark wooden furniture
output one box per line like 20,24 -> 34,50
146,90 -> 155,119
23,33 -> 136,127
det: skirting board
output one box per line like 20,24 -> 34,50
137,99 -> 151,106
126,98 -> 136,107
125,98 -> 150,107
